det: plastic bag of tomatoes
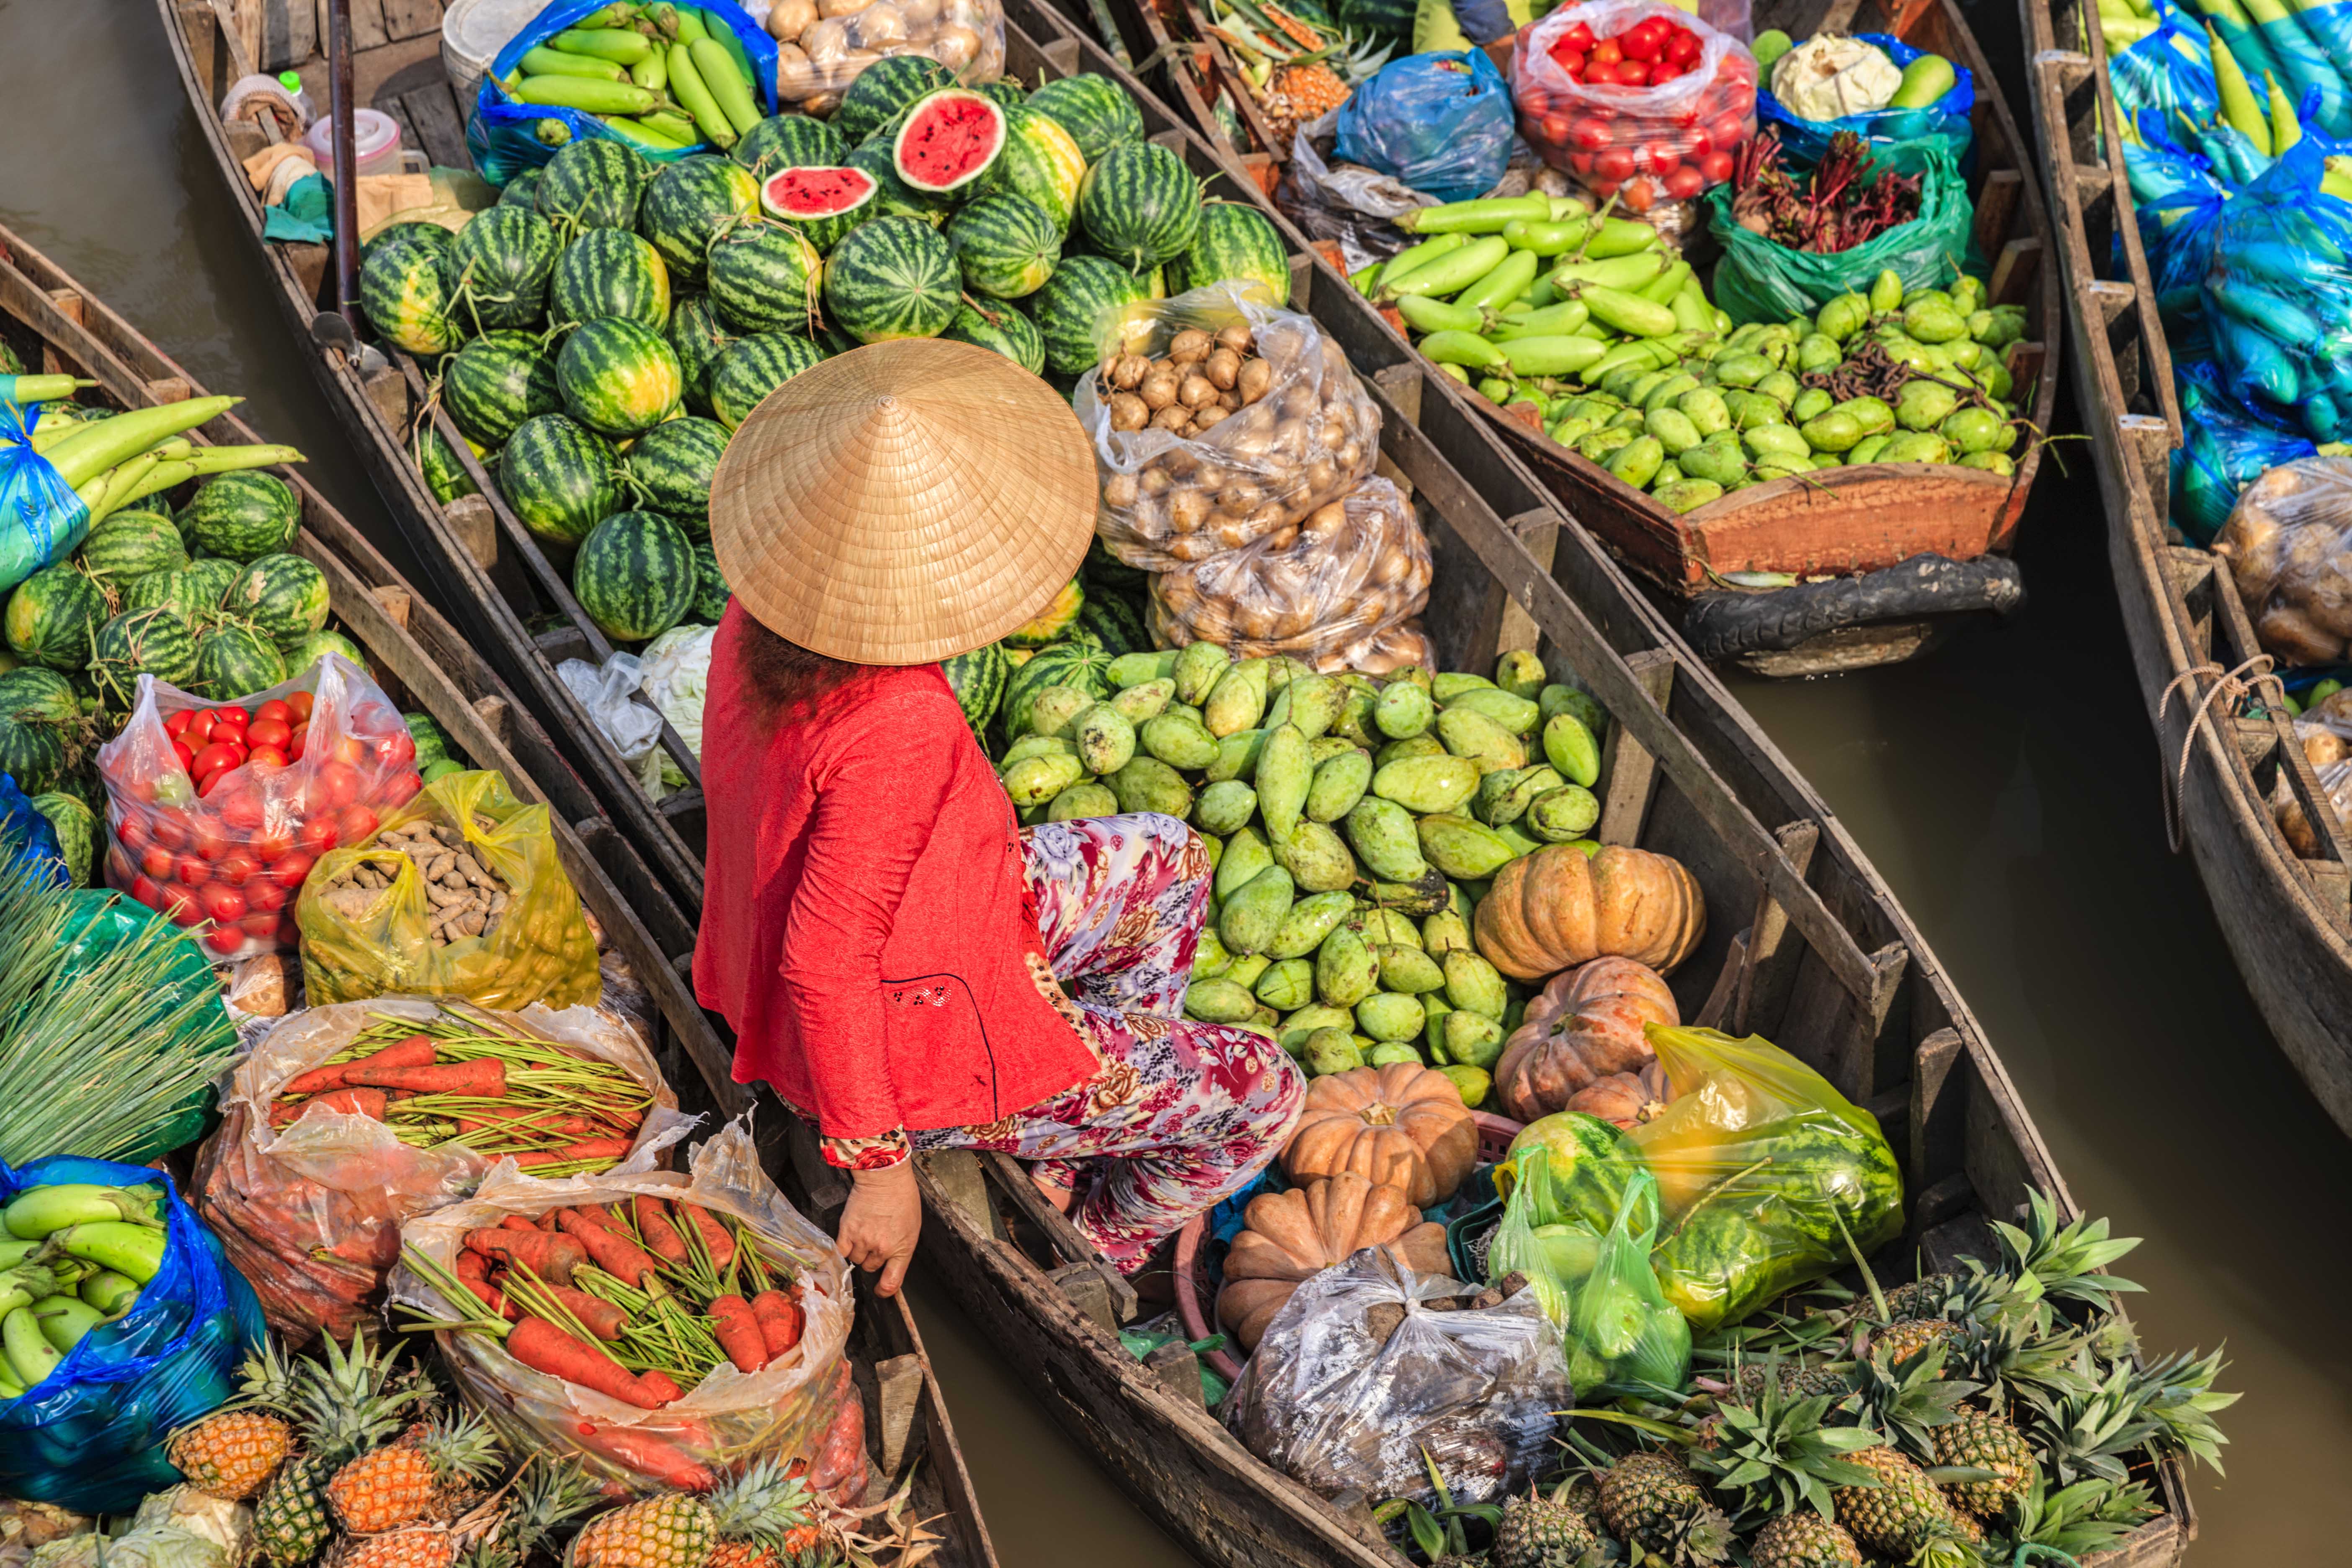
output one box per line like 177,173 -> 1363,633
94,653 -> 425,962
1511,0 -> 1760,212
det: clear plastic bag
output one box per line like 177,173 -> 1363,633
774,0 -> 1006,113
1510,0 -> 1760,212
1277,112 -> 1441,276
1078,286 -> 1383,572
294,769 -> 601,1011
1705,138 -> 1975,323
1332,52 -> 1516,204
1223,1246 -> 1570,1506
2213,454 -> 2352,665
191,995 -> 685,1346
96,655 -> 425,963
559,654 -> 668,800
2204,137 -> 2352,442
2175,361 -> 2316,547
1147,476 -> 1433,669
390,1118 -> 861,1496
1758,33 -> 1973,168
0,401 -> 89,594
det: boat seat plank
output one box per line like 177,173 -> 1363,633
347,0 -> 389,52
1909,1026 -> 1967,1194
1596,648 -> 1674,846
382,0 -> 444,41
1973,167 -> 2024,261
376,95 -> 425,164
401,83 -> 472,171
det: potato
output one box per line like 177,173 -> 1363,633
931,22 -> 980,68
1109,392 -> 1149,432
1168,488 -> 1211,533
1180,373 -> 1221,410
1169,329 -> 1214,364
1151,403 -> 1192,433
1238,358 -> 1274,405
819,0 -> 873,17
1206,348 -> 1241,391
1110,353 -> 1150,391
769,0 -> 818,37
1140,467 -> 1172,496
1103,472 -> 1140,509
1139,367 -> 1179,410
1218,323 -> 1254,356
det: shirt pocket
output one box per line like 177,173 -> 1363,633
879,973 -> 1003,1124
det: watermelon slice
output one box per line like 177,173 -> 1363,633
759,165 -> 880,250
893,89 -> 1008,196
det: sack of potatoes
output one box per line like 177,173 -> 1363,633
768,0 -> 1005,111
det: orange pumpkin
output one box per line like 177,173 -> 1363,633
1473,843 -> 1706,982
1215,1173 -> 1450,1350
1491,957 -> 1680,1124
1280,1063 -> 1478,1207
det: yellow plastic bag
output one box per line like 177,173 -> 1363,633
295,771 -> 598,1011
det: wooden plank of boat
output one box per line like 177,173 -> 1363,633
0,225 -> 999,1567
2017,0 -> 2352,1133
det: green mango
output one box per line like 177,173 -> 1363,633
1256,724 -> 1314,841
1047,781 -> 1119,822
1941,406 -> 2007,454
1377,734 -> 1448,769
1073,704 -> 1136,775
1204,728 -> 1268,784
1309,735 -> 1359,765
1109,756 -> 1192,818
1421,907 -> 1473,956
1525,785 -> 1599,841
1315,925 -> 1379,1008
1879,431 -> 1951,464
1214,825 -> 1273,903
1869,268 -> 1905,314
1745,422 -> 1810,463
1139,711 -> 1219,769
1373,944 -> 1447,994
1110,678 -> 1174,723
1754,369 -> 1800,407
1331,687 -> 1380,747
1375,680 -> 1434,740
1306,748 -> 1374,823
1202,659 -> 1271,736
1655,479 -> 1724,512
1430,671 -> 1493,702
1367,1042 -> 1425,1067
1422,993 -> 1453,1058
1480,764 -> 1565,826
1345,796 -> 1429,882
1003,752 -> 1084,806
1443,1008 -> 1505,1069
1790,387 -> 1834,424
1444,686 -> 1541,735
1676,387 -> 1730,438
1269,891 -> 1357,959
1355,871 -> 1452,916
1284,675 -> 1344,739
1190,925 -> 1234,979
1193,779 -> 1258,836
1437,707 -> 1526,775
1418,813 -> 1518,880
1357,991 -> 1426,1043
1846,434 -> 1891,466
1438,1064 -> 1491,1108
1372,753 -> 1481,813
1224,952 -> 1271,990
1302,1027 -> 1363,1076
1492,649 -> 1547,699
1026,685 -> 1095,740
1218,865 -> 1295,955
1183,978 -> 1257,1023
1444,948 -> 1508,1019
1903,296 -> 1968,344
1490,818 -> 1544,858
1172,640 -> 1230,706
1355,908 -> 1421,948
1108,650 -> 1179,688
1271,821 -> 1359,893
1814,291 -> 1870,342
1277,1004 -> 1356,1056
1254,957 -> 1315,1011
1958,450 -> 2015,475
1001,733 -> 1076,767
1542,712 -> 1602,787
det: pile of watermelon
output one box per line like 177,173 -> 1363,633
381,62 -> 1292,651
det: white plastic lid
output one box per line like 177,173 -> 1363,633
441,0 -> 548,70
303,108 -> 402,165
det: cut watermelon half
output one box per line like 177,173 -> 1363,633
893,88 -> 1008,196
760,165 -> 879,250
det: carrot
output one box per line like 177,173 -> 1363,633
455,1110 -> 601,1138
556,1209 -> 662,1286
516,1138 -> 635,1171
284,1036 -> 435,1095
542,1283 -> 629,1341
269,1087 -> 388,1127
707,1294 -> 768,1372
750,1289 -> 803,1354
346,1060 -> 508,1096
500,1215 -> 540,1233
639,1369 -> 683,1403
675,1203 -> 736,1269
454,1250 -> 514,1319
463,1229 -> 587,1285
507,1317 -> 667,1407
632,1196 -> 689,1264
573,1422 -> 713,1491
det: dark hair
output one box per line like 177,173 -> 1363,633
735,613 -> 862,722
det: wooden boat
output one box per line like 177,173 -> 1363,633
2018,0 -> 2352,1134
0,224 -> 998,1565
1069,0 -> 2063,676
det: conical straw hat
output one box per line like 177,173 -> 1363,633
708,339 -> 1099,665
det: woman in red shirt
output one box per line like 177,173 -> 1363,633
695,341 -> 1304,1296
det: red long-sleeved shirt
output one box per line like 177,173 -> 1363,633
693,604 -> 1095,1165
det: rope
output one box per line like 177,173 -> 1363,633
2155,653 -> 2275,853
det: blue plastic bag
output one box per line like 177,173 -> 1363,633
2203,135 -> 2352,441
1332,51 -> 1514,204
467,0 -> 778,187
1757,34 -> 1974,169
0,1157 -> 265,1513
2173,359 -> 2316,542
2122,117 -> 2230,324
0,400 -> 89,596
2109,11 -> 2219,132
0,775 -> 67,889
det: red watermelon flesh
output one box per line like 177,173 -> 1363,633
761,165 -> 878,220
894,90 -> 1008,194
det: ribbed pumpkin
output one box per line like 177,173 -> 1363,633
1280,1064 -> 1477,1207
1473,843 -> 1707,982
1215,1173 -> 1449,1351
1492,957 -> 1679,1126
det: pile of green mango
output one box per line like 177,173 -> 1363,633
995,642 -> 1617,1108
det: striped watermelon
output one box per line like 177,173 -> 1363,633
500,169 -> 543,209
734,114 -> 847,178
574,511 -> 695,643
838,56 -> 957,146
894,90 -> 1008,196
1005,578 -> 1083,647
4,565 -> 107,671
1171,200 -> 1291,306
666,294 -> 739,416
359,224 -> 467,357
416,426 -> 482,505
1032,256 -> 1153,374
556,317 -> 684,438
29,791 -> 94,885
0,667 -> 78,727
640,155 -> 761,284
941,641 -> 1009,730
499,414 -> 620,544
1025,75 -> 1145,164
550,229 -> 672,328
122,569 -> 212,626
193,622 -> 289,699
80,511 -> 188,589
536,139 -> 653,232
845,140 -> 950,225
624,417 -> 728,531
178,472 -> 300,563
0,713 -> 65,795
824,217 -> 959,343
709,332 -> 826,431
1079,593 -> 1148,655
977,106 -> 1087,230
183,556 -> 240,609
945,194 -> 1060,298
287,629 -> 366,673
974,80 -> 1029,110
707,223 -> 823,334
222,554 -> 329,649
88,607 -> 199,700
1005,634 -> 1113,736
444,330 -> 562,447
449,204 -> 559,331
689,536 -> 731,622
760,166 -> 878,253
943,300 -> 1045,373
1078,143 -> 1202,272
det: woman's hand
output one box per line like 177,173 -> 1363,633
838,1161 -> 921,1296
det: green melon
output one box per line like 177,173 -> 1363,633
1078,142 -> 1202,273
29,790 -> 94,885
824,216 -> 959,343
942,641 -> 1009,731
734,113 -> 848,178
222,554 -> 329,650
1032,255 -> 1153,375
449,204 -> 559,331
688,536 -> 730,623
80,511 -> 188,589
444,329 -> 563,447
287,628 -> 367,674
640,155 -> 762,284
759,165 -> 878,253
0,667 -> 79,728
707,222 -> 823,334
1078,593 -> 1148,655
0,712 -> 66,795
1005,578 -> 1084,647
1004,634 -> 1113,737
945,193 -> 1061,299
1025,74 -> 1145,164
708,332 -> 826,431
536,138 -> 654,232
416,426 -> 482,505
359,223 -> 468,357
550,229 -> 672,328
88,606 -> 199,700
941,300 -> 1045,373
177,472 -> 301,564
556,317 -> 684,438
624,417 -> 728,532
575,510 -> 695,644
500,169 -> 544,209
4,565 -> 108,671
1171,199 -> 1290,306
193,622 -> 289,700
666,293 -> 739,416
498,413 -> 620,544
844,139 -> 951,226
977,105 -> 1088,229
837,55 -> 957,146
893,89 -> 1008,196
121,569 -> 212,627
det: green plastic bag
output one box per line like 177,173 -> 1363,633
1561,1169 -> 1689,1400
1705,141 -> 1978,325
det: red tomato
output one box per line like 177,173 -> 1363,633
214,706 -> 250,731
214,852 -> 259,888
376,732 -> 417,769
239,911 -> 279,939
1590,36 -> 1622,65
286,691 -> 315,722
197,770 -> 229,799
130,874 -> 165,912
1644,142 -> 1681,173
1550,49 -> 1584,78
382,771 -> 422,806
1724,85 -> 1754,116
297,819 -> 339,857
288,725 -> 307,761
1666,27 -> 1700,63
163,885 -> 204,926
271,849 -> 316,889
204,926 -> 245,956
1621,20 -> 1663,60
1682,124 -> 1714,161
246,745 -> 289,771
219,791 -> 267,833
140,845 -> 174,880
336,805 -> 381,845
1613,59 -> 1651,85
252,827 -> 293,864
1709,113 -> 1748,152
1568,150 -> 1596,175
1562,19 -> 1595,49
1665,164 -> 1707,199
173,852 -> 211,887
255,699 -> 291,725
247,718 -> 293,750
163,709 -> 195,738
331,735 -> 366,768
1595,146 -> 1637,182
190,821 -> 230,862
275,916 -> 301,945
169,739 -> 195,775
1620,177 -> 1659,212
310,761 -> 361,812
1648,60 -> 1686,84
1570,115 -> 1613,150
119,813 -> 151,852
151,811 -> 189,851
247,876 -> 288,913
200,884 -> 248,923
1588,178 -> 1620,200
190,742 -> 241,779
184,711 -> 216,746
1700,149 -> 1734,183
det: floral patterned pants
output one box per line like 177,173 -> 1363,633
909,813 -> 1307,1273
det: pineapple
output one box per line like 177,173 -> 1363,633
1687,1364 -> 1880,1524
1596,1451 -> 1731,1566
1730,1361 -> 1851,1405
169,1337 -> 305,1500
1880,1274 -> 1958,1322
1872,1317 -> 1961,1368
1845,1340 -> 1969,1460
1929,1408 -> 2039,1518
1831,1447 -> 1983,1568
1491,1474 -> 1600,1568
570,1461 -> 814,1568
257,1333 -> 431,1568
331,1528 -> 462,1568
327,1413 -> 503,1534
1748,1512 -> 1863,1568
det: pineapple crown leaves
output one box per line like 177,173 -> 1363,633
296,1328 -> 436,1464
505,1457 -> 612,1555
1844,1341 -> 1973,1458
416,1411 -> 507,1485
1986,1190 -> 2144,1318
2012,1350 -> 2166,1489
709,1459 -> 818,1548
1681,1369 -> 1881,1527
2129,1346 -> 2239,1475
1998,1474 -> 2158,1559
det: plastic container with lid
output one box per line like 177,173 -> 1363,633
302,108 -> 403,178
442,0 -> 547,110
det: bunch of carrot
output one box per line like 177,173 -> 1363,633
401,1192 -> 808,1413
270,1006 -> 654,1176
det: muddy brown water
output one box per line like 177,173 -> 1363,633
5,0 -> 2343,1558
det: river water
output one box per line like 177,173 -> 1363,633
3,0 -> 2342,1557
